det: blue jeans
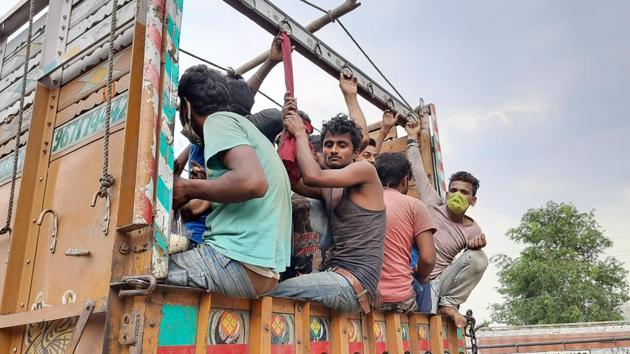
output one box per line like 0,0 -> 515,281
167,244 -> 257,299
269,271 -> 362,313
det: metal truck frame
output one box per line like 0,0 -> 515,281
0,0 -> 462,353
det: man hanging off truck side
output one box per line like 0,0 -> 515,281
270,91 -> 386,314
400,119 -> 488,327
170,65 -> 292,298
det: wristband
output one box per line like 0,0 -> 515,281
407,138 -> 418,145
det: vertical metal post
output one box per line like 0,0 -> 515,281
39,0 -> 72,87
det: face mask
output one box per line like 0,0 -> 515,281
446,191 -> 469,214
181,122 -> 203,146
180,98 -> 204,146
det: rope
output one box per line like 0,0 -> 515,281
0,0 -> 35,236
89,0 -> 118,237
98,0 -> 119,197
179,48 -> 283,108
298,0 -> 415,112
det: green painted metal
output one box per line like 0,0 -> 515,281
157,304 -> 198,346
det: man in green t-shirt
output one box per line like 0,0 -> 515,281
169,65 -> 292,298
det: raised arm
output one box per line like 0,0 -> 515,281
247,35 -> 282,95
405,121 -> 442,205
339,73 -> 369,151
173,145 -> 268,208
373,110 -> 396,156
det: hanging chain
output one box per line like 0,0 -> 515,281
464,309 -> 478,354
90,0 -> 118,236
0,0 -> 36,236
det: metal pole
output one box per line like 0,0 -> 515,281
223,0 -> 418,120
234,0 -> 360,75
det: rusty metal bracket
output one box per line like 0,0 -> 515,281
117,275 -> 157,297
64,248 -> 91,257
119,311 -> 143,346
90,190 -> 111,236
36,209 -> 59,253
65,299 -> 95,354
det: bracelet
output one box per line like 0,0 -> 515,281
407,138 -> 418,145
254,73 -> 263,82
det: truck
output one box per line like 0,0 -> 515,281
0,0 -> 468,352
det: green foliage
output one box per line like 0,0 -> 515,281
491,201 -> 629,325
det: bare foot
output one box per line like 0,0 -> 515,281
438,306 -> 467,328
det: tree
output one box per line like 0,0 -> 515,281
491,201 -> 629,325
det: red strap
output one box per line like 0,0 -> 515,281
280,32 -> 294,97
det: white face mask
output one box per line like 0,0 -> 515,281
180,99 -> 203,146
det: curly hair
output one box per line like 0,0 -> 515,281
178,65 -> 229,116
226,72 -> 254,116
450,171 -> 480,196
375,153 -> 411,188
320,114 -> 363,152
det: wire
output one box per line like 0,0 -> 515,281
179,48 -> 283,108
297,0 -> 415,112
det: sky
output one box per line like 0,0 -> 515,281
2,0 -> 629,323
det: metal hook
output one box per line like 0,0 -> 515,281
90,191 -> 111,236
387,97 -> 395,110
36,209 -> 59,253
240,0 -> 256,10
367,82 -> 375,98
313,42 -> 323,57
279,18 -> 292,35
341,63 -> 353,77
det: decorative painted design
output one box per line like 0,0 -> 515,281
374,321 -> 387,353
429,105 -> 446,197
347,319 -> 363,354
51,92 -> 128,155
271,313 -> 295,353
0,146 -> 25,182
457,327 -> 465,353
402,322 -> 411,352
24,317 -> 77,354
442,324 -> 450,351
157,304 -> 197,353
417,323 -> 430,351
61,290 -> 77,304
207,309 -> 249,354
30,291 -> 51,311
309,316 -> 330,354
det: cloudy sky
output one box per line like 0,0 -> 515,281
3,0 -> 629,322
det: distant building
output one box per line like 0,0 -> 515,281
476,321 -> 630,354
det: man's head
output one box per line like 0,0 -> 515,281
375,153 -> 412,194
178,65 -> 229,143
226,71 -> 255,116
309,134 -> 327,169
320,114 -> 363,169
447,171 -> 480,212
358,138 -> 377,164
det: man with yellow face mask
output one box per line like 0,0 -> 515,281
404,121 -> 488,328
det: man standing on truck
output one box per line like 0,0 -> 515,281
403,120 -> 488,327
170,65 -> 292,299
374,152 -> 436,313
270,93 -> 386,314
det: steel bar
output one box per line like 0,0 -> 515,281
0,297 -> 106,329
234,0 -> 360,75
224,0 -> 418,120
0,0 -> 48,37
477,336 -> 630,350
